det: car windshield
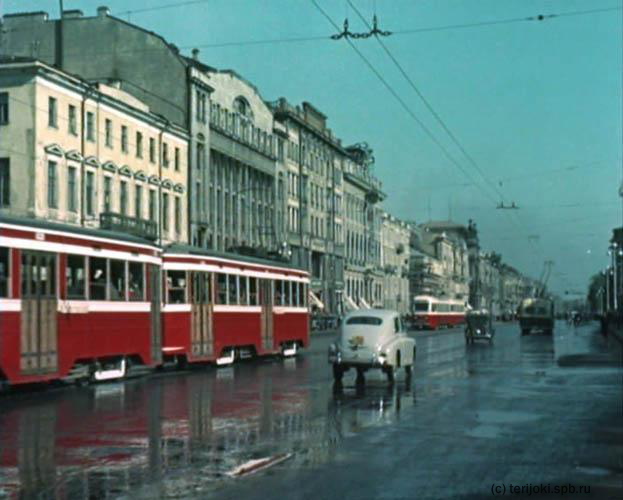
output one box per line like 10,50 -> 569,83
345,316 -> 383,326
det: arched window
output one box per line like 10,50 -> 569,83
233,96 -> 253,121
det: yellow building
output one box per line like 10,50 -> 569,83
0,58 -> 189,245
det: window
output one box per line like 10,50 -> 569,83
67,166 -> 77,212
149,137 -> 155,163
149,189 -> 156,221
167,270 -> 187,303
120,180 -> 128,215
197,142 -> 205,170
86,111 -> 95,141
135,184 -> 143,219
228,274 -> 238,304
109,260 -> 126,301
86,171 -> 95,215
89,257 -> 107,300
394,317 -> 400,333
216,273 -> 228,304
136,132 -> 143,158
174,196 -> 181,234
48,97 -> 57,127
103,176 -> 112,212
68,105 -> 77,135
0,247 -> 9,297
414,302 -> 429,312
162,143 -> 169,167
105,119 -> 112,147
249,277 -> 258,305
275,280 -> 284,305
239,276 -> 248,305
345,316 -> 383,326
66,255 -> 86,299
0,92 -> 8,124
128,262 -> 144,301
121,125 -> 128,153
0,158 -> 9,207
162,193 -> 169,231
174,147 -> 180,171
47,161 -> 57,208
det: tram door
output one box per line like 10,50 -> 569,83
20,251 -> 58,374
259,279 -> 274,351
150,264 -> 162,364
191,272 -> 213,358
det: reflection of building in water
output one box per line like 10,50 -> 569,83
0,362 -> 417,497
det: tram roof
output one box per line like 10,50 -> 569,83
0,215 -> 159,248
164,243 -> 309,273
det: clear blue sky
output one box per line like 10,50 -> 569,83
3,0 -> 622,294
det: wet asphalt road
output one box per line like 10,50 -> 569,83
0,322 -> 621,500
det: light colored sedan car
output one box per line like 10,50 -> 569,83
328,309 -> 416,384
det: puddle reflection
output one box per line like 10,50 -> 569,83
0,357 -> 416,498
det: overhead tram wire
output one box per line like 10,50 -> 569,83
343,0 -> 543,265
347,0 -> 506,201
350,0 -> 540,256
309,0 -> 500,207
3,5 -> 620,48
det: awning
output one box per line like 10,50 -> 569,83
308,290 -> 325,310
359,297 -> 372,309
344,294 -> 359,311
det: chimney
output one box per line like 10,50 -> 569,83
97,6 -> 110,17
63,10 -> 83,19
192,48 -> 200,60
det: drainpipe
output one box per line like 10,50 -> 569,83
79,84 -> 94,226
158,119 -> 169,247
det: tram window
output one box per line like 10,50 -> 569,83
66,255 -> 86,299
294,281 -> 300,306
302,283 -> 308,307
0,247 -> 8,297
216,273 -> 228,304
275,280 -> 283,305
249,277 -> 258,305
431,304 -> 439,312
228,274 -> 238,304
284,281 -> 292,306
128,262 -> 145,301
167,270 -> 187,303
39,255 -> 56,298
109,260 -> 126,301
89,257 -> 107,300
239,276 -> 248,305
414,302 -> 429,312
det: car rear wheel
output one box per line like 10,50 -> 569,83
385,366 -> 394,385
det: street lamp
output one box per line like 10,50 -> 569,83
609,243 -> 618,311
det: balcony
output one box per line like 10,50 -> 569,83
100,212 -> 158,241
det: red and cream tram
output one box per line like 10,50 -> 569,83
0,216 -> 162,387
0,217 -> 310,389
410,295 -> 466,330
161,245 -> 309,366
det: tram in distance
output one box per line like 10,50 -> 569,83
0,217 -> 310,389
409,295 -> 466,330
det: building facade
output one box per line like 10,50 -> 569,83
342,144 -> 385,310
0,59 -> 188,244
380,213 -> 410,313
271,99 -> 346,314
0,8 -> 212,247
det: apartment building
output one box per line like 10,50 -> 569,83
0,59 -> 188,244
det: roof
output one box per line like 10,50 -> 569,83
0,215 -> 158,247
164,243 -> 308,273
344,309 -> 400,320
